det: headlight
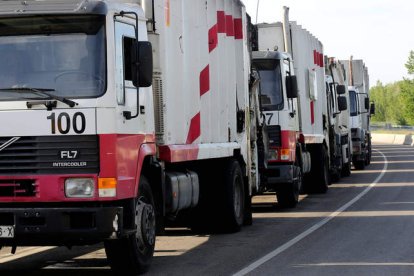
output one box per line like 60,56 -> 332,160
65,178 -> 95,198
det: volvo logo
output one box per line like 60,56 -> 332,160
0,137 -> 20,152
60,150 -> 79,159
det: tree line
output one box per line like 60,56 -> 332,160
370,51 -> 414,125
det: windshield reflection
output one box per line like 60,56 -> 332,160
0,15 -> 106,101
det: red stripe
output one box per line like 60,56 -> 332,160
234,18 -> 243,39
200,65 -> 210,96
313,50 -> 317,65
217,11 -> 226,33
310,101 -> 315,125
158,144 -> 199,163
226,15 -> 234,36
186,112 -> 201,144
209,24 -> 218,52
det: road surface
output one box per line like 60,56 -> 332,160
2,144 -> 414,275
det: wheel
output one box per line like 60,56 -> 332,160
341,162 -> 352,177
365,147 -> 372,165
276,166 -> 302,208
220,159 -> 245,232
304,146 -> 329,194
330,157 -> 342,183
243,193 -> 253,226
365,136 -> 372,166
353,159 -> 365,170
105,176 -> 156,275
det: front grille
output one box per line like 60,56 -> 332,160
267,125 -> 281,147
0,135 -> 99,175
0,179 -> 37,197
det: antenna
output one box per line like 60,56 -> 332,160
256,0 -> 260,24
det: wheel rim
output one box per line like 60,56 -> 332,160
135,199 -> 156,253
234,175 -> 243,218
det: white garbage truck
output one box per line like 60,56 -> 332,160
341,58 -> 374,169
0,0 -> 259,274
252,7 -> 332,209
325,58 -> 351,180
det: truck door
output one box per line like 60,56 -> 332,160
282,59 -> 298,131
114,20 -> 147,133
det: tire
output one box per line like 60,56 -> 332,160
304,146 -> 329,194
354,159 -> 365,170
365,148 -> 371,166
330,159 -> 341,183
243,193 -> 253,226
341,162 -> 352,177
365,136 -> 372,166
220,159 -> 245,233
276,166 -> 301,208
105,176 -> 156,275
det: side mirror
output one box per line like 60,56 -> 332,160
286,75 -> 298,99
370,102 -> 376,115
364,97 -> 369,110
131,41 -> 153,88
337,96 -> 347,111
336,85 -> 346,95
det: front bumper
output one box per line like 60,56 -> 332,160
0,206 -> 123,246
263,164 -> 295,190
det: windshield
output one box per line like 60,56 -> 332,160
0,15 -> 106,101
254,60 -> 284,111
349,90 -> 358,116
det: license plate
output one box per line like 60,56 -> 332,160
0,226 -> 14,238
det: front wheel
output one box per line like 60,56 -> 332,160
105,176 -> 156,275
277,166 -> 302,208
353,159 -> 365,170
341,162 -> 352,177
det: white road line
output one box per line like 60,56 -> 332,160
233,150 -> 388,276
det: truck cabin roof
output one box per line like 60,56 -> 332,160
0,0 -> 108,15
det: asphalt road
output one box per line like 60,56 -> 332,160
2,144 -> 414,275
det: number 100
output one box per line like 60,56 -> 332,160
47,112 -> 86,134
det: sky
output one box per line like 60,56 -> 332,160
243,0 -> 414,87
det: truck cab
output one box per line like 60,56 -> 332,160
252,51 -> 309,208
349,86 -> 371,169
0,0 -> 255,274
325,59 -> 352,179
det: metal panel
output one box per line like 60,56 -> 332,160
153,0 -> 248,148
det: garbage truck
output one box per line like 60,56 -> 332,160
341,58 -> 374,169
0,0 -> 259,273
252,6 -> 332,208
325,58 -> 351,180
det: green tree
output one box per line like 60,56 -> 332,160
400,79 -> 414,125
406,50 -> 414,75
371,81 -> 406,124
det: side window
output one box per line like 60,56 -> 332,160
123,36 -> 135,82
115,21 -> 136,105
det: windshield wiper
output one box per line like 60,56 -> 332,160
0,87 -> 78,108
